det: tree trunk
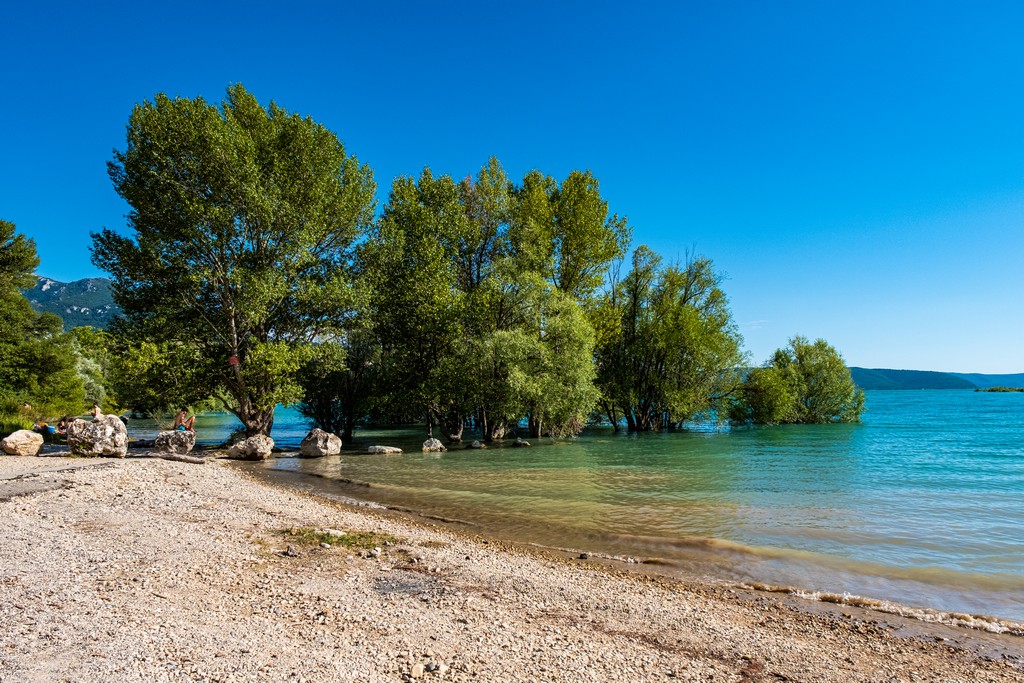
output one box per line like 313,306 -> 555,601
603,402 -> 620,433
528,413 -> 542,439
447,422 -> 464,443
245,407 -> 275,437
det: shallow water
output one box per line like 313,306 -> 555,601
146,391 -> 1024,623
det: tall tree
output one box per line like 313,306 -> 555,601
0,220 -> 85,421
93,84 -> 375,436
361,169 -> 471,438
594,247 -> 744,431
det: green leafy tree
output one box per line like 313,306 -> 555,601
296,329 -> 380,445
509,170 -> 631,301
361,168 -> 471,438
594,247 -> 744,431
0,220 -> 85,423
92,84 -> 375,436
735,336 -> 865,424
69,326 -> 117,412
728,367 -> 793,424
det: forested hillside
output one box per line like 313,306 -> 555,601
23,277 -> 120,330
951,373 -> 1024,390
849,368 -> 976,390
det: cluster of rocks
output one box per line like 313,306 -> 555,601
3,422 -> 530,462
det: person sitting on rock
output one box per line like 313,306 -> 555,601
90,403 -> 102,420
173,408 -> 196,432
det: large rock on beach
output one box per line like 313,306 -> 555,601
367,445 -> 402,454
66,415 -> 128,458
227,434 -> 274,460
0,429 -> 44,456
422,438 -> 446,453
154,430 -> 196,454
300,428 -> 341,457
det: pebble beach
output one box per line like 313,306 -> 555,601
1,454 -> 1021,682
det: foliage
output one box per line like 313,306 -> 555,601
735,336 -> 865,424
728,367 -> 793,424
360,159 -> 620,441
0,220 -> 86,422
92,84 -> 375,435
296,329 -> 380,444
68,326 -> 119,411
594,246 -> 745,431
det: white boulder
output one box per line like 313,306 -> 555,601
367,445 -> 402,454
0,429 -> 44,456
67,416 -> 128,458
300,428 -> 342,457
422,438 -> 446,453
227,434 -> 274,460
155,430 -> 196,454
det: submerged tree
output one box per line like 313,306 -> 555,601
733,336 -> 865,424
362,159 -> 619,442
295,328 -> 380,445
594,246 -> 744,432
93,84 -> 376,435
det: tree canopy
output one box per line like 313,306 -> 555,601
74,84 -> 866,444
92,84 -> 376,435
593,246 -> 745,431
732,336 -> 865,424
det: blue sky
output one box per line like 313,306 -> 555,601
1,1 -> 1022,372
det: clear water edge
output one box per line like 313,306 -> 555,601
127,390 -> 1024,629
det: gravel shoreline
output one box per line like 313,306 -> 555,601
1,455 -> 1021,682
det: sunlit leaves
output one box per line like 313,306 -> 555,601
93,84 -> 375,434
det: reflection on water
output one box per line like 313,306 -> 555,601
232,393 -> 1023,621
126,407 -> 315,446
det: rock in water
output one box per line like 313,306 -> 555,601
300,428 -> 342,457
0,429 -> 44,456
513,437 -> 531,447
66,416 -> 128,458
422,438 -> 447,453
469,440 -> 485,449
154,430 -> 196,454
227,434 -> 274,460
367,445 -> 402,454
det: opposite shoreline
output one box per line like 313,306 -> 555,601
1,453 -> 1021,682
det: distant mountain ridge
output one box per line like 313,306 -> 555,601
23,277 -> 121,330
949,372 -> 1024,390
849,367 -> 975,390
850,367 -> 1024,390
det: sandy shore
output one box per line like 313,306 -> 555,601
1,455 -> 1021,682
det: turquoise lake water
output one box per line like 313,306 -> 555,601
132,391 -> 1024,623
